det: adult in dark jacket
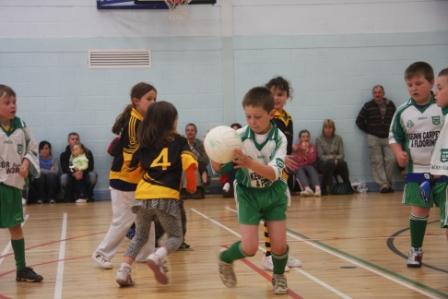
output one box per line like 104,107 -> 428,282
60,132 -> 97,201
356,85 -> 396,193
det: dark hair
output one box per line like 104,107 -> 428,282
67,132 -> 79,140
405,61 -> 434,82
298,129 -> 310,138
230,122 -> 242,130
439,68 -> 448,77
0,84 -> 16,99
265,76 -> 292,98
185,123 -> 197,133
112,82 -> 157,135
139,101 -> 178,147
242,86 -> 275,112
39,140 -> 52,155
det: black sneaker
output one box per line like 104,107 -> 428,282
177,242 -> 191,251
16,266 -> 43,282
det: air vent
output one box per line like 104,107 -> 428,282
88,49 -> 151,68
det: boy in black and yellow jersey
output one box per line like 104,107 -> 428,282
92,82 -> 157,269
116,101 -> 197,287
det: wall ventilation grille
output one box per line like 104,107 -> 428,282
88,49 -> 151,68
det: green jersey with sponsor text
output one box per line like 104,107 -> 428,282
234,123 -> 287,189
430,107 -> 448,176
389,97 -> 444,173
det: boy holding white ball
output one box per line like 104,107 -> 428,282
211,86 -> 289,295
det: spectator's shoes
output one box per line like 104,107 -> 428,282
92,252 -> 113,269
16,267 -> 43,282
75,198 -> 88,204
407,247 -> 423,267
115,263 -> 134,287
272,274 -> 288,295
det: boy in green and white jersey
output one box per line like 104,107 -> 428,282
0,85 -> 43,282
430,68 -> 448,240
212,86 -> 289,295
389,62 -> 444,267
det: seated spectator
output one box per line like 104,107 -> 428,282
60,132 -> 97,202
316,119 -> 353,195
220,122 -> 242,197
182,123 -> 209,199
69,143 -> 90,203
291,130 -> 321,197
32,141 -> 59,204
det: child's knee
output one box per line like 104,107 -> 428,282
241,243 -> 258,256
271,244 -> 288,256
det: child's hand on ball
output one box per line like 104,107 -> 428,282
232,149 -> 251,168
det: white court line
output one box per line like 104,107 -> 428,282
225,206 -> 443,299
0,214 -> 30,267
54,213 -> 67,299
191,207 -> 352,299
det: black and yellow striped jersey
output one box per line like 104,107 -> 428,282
134,134 -> 197,200
109,108 -> 144,191
272,109 -> 293,154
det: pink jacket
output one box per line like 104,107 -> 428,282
291,143 -> 317,170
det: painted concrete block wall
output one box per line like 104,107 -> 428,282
0,1 -> 447,196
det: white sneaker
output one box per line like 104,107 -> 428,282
272,273 -> 288,295
300,188 -> 314,197
147,254 -> 168,284
407,247 -> 423,267
287,256 -> 302,268
314,189 -> 321,197
75,198 -> 87,204
261,255 -> 290,272
92,252 -> 113,269
22,198 -> 27,205
116,263 -> 134,287
222,182 -> 230,193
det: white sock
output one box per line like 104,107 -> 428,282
152,246 -> 168,262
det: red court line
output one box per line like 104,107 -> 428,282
240,257 -> 304,299
0,295 -> 12,299
221,245 -> 303,299
0,231 -> 106,259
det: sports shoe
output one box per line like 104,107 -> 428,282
49,199 -> 56,204
21,198 -> 27,205
218,260 -> 237,288
407,247 -> 423,267
116,263 -> 134,287
261,255 -> 290,272
314,189 -> 321,197
222,182 -> 231,193
177,242 -> 191,251
75,198 -> 87,204
272,273 -> 288,295
287,256 -> 302,268
300,188 -> 314,197
147,255 -> 169,284
92,252 -> 113,269
16,266 -> 43,282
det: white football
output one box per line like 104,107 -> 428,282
204,125 -> 242,164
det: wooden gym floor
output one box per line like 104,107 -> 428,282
0,192 -> 447,299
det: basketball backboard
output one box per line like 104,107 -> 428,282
97,0 -> 216,9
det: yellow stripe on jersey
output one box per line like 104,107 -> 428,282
135,181 -> 180,200
272,109 -> 291,127
109,108 -> 144,185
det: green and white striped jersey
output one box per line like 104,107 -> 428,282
430,107 -> 448,176
389,98 -> 444,173
0,117 -> 39,190
234,124 -> 287,189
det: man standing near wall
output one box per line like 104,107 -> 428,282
356,85 -> 396,193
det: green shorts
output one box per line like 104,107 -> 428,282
0,184 -> 24,228
235,180 -> 288,225
403,181 -> 448,228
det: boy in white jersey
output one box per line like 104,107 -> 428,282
389,62 -> 445,267
213,87 -> 289,295
0,85 -> 43,282
430,68 -> 448,239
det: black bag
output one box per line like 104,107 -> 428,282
330,182 -> 354,195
